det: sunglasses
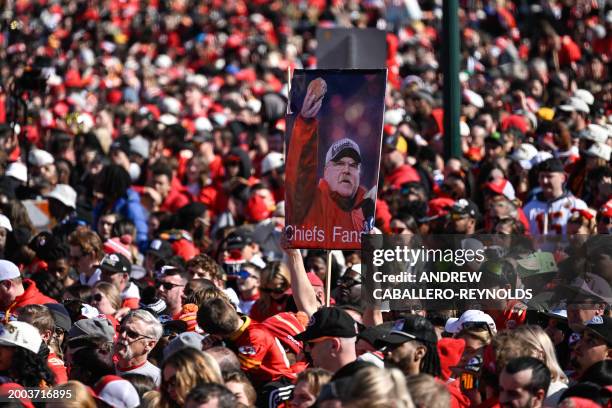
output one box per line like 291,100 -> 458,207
260,287 -> 287,294
462,321 -> 493,335
89,293 -> 103,303
119,326 -> 153,340
155,281 -> 185,291
391,226 -> 407,234
336,277 -> 361,287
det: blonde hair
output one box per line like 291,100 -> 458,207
93,281 -> 122,311
295,368 -> 333,400
406,374 -> 451,408
140,390 -> 161,408
457,327 -> 492,346
512,325 -> 568,383
343,367 -> 415,408
160,348 -> 223,408
46,381 -> 96,408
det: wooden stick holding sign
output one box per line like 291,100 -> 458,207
326,251 -> 332,307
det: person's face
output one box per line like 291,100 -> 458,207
101,268 -> 128,292
90,290 -> 116,315
384,340 -> 422,374
188,266 -> 212,281
538,171 -> 565,198
305,339 -> 335,371
152,174 -> 171,198
291,380 -> 317,408
336,269 -> 362,305
567,303 -> 601,332
571,330 -> 611,375
499,369 -> 542,408
157,274 -> 186,311
263,275 -> 289,301
97,214 -> 117,241
0,227 -> 7,250
225,160 -> 241,177
0,345 -> 14,371
69,245 -> 96,276
237,270 -> 259,293
40,163 -> 58,184
485,143 -> 503,159
448,214 -> 472,233
225,381 -> 250,406
306,257 -> 326,282
47,258 -> 71,280
116,318 -> 155,362
324,157 -> 360,198
456,334 -> 486,368
163,363 -> 179,403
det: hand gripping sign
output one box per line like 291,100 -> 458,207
284,70 -> 386,249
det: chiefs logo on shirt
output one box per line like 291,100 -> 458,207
238,346 -> 257,356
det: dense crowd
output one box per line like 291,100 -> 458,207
0,0 -> 611,407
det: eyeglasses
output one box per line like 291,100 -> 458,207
119,326 -> 153,340
155,281 -> 186,291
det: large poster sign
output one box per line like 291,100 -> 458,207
284,69 -> 386,249
316,28 -> 387,69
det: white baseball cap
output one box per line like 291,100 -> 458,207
558,97 -> 590,114
95,376 -> 140,408
0,259 -> 20,281
510,143 -> 538,170
582,124 -> 609,144
574,89 -> 594,106
45,184 -> 77,209
0,321 -> 42,354
0,214 -> 12,232
28,149 -> 55,167
585,142 -> 611,161
445,310 -> 497,335
261,152 -> 284,174
325,138 -> 361,165
5,162 -> 27,183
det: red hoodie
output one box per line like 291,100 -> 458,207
4,279 -> 57,320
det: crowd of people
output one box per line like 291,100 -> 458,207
0,0 -> 611,407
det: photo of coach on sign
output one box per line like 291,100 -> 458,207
284,70 -> 386,249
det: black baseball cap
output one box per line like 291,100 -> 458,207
147,239 -> 174,259
226,229 -> 253,250
110,137 -> 131,156
295,307 -> 358,342
375,315 -> 438,348
45,303 -> 72,332
98,253 -> 131,275
538,158 -> 564,173
584,316 -> 612,346
450,198 -> 480,219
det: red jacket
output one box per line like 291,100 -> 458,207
160,178 -> 191,212
285,116 -> 369,250
385,164 -> 420,189
4,279 -> 57,320
48,352 -> 68,385
228,316 -> 297,386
